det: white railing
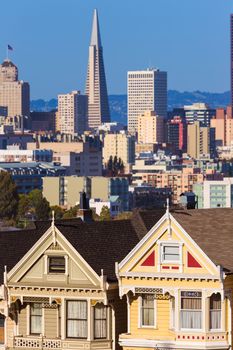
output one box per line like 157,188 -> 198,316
14,337 -> 61,349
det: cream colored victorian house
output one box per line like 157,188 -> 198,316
0,213 -> 140,350
116,207 -> 233,350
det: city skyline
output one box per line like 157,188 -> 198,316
0,0 -> 232,99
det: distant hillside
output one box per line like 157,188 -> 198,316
31,90 -> 230,126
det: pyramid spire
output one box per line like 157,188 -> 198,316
85,9 -> 110,129
90,9 -> 102,48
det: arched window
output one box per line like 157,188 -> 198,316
210,293 -> 221,330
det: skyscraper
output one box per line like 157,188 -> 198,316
85,9 -> 110,129
0,59 -> 30,129
231,14 -> 233,107
127,69 -> 167,133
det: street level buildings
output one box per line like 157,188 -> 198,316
103,132 -> 135,168
85,9 -> 110,129
193,178 -> 233,208
127,69 -> 167,133
43,176 -> 129,210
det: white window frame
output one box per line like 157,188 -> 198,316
29,303 -> 43,336
159,241 -> 183,265
209,293 -> 222,332
169,297 -> 175,330
44,254 -> 68,275
180,290 -> 203,332
138,294 -> 157,329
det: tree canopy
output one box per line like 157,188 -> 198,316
0,172 -> 18,221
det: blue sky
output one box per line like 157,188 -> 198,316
1,0 -> 232,99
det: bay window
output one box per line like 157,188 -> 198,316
210,293 -> 221,330
141,294 -> 155,327
66,300 -> 87,338
30,303 -> 42,335
94,304 -> 107,339
180,291 -> 202,329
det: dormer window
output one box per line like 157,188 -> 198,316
49,256 -> 65,274
161,245 -> 180,263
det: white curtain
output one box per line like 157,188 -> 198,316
181,297 -> 202,329
67,301 -> 87,338
30,303 -> 42,334
210,310 -> 221,329
94,305 -> 107,339
181,310 -> 202,329
210,294 -> 221,329
141,295 -> 154,326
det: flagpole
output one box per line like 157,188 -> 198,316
6,46 -> 8,60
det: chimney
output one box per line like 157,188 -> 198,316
77,191 -> 93,223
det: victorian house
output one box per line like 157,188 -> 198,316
0,211 -> 141,350
116,207 -> 233,350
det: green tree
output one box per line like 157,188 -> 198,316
63,205 -> 79,219
28,189 -> 50,220
99,205 -> 111,221
51,205 -> 65,220
0,172 -> 18,221
17,194 -> 31,220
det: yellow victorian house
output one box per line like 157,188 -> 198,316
116,206 -> 233,350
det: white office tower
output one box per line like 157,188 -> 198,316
127,68 -> 167,133
57,91 -> 88,135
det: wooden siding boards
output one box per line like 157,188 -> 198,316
44,307 -> 58,338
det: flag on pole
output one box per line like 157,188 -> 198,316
7,45 -> 13,51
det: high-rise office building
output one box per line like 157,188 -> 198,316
85,9 -> 110,129
57,91 -> 88,135
231,14 -> 233,107
127,68 -> 167,133
0,59 -> 30,129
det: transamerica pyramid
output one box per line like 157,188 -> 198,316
85,9 -> 110,129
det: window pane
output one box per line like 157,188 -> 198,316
67,320 -> 87,338
163,246 -> 179,261
141,295 -> 154,326
30,304 -> 42,334
94,305 -> 107,339
49,256 -> 65,273
66,301 -> 87,338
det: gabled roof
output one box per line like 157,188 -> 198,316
138,208 -> 233,273
1,208 -> 233,286
0,218 -> 140,283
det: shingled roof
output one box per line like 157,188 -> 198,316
0,218 -> 141,283
138,208 -> 233,273
0,208 -> 233,285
